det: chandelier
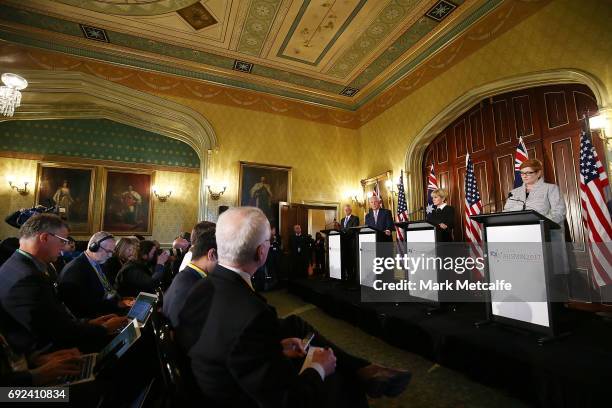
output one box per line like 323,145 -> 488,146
0,73 -> 28,117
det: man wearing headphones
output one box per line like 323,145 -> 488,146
58,232 -> 134,319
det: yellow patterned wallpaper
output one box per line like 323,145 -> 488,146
359,0 -> 612,184
0,156 -> 199,243
156,94 -> 362,217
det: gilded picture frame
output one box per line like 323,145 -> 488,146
101,168 -> 155,235
35,162 -> 96,235
238,161 -> 292,227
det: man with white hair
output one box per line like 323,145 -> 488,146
58,231 -> 134,318
178,207 -> 411,407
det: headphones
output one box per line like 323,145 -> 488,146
89,234 -> 114,252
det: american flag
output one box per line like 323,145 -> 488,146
396,170 -> 409,243
579,127 -> 612,287
464,154 -> 484,275
426,164 -> 438,215
514,137 -> 529,188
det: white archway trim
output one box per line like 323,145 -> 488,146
0,70 -> 218,220
403,69 -> 610,210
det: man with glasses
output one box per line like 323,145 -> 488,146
0,213 -> 127,354
58,231 -> 134,319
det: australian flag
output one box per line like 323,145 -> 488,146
426,164 -> 438,215
514,137 -> 528,188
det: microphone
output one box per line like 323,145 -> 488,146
406,207 -> 425,219
507,192 -> 527,211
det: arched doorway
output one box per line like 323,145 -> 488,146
0,70 -> 218,220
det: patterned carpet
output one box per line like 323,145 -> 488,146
264,290 -> 530,408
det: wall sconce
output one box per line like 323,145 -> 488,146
6,176 -> 29,195
589,114 -> 609,143
589,114 -> 606,131
152,185 -> 172,202
385,179 -> 397,196
205,180 -> 227,200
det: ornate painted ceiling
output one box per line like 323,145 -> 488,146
0,0 -> 510,110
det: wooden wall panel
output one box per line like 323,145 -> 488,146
544,91 -> 569,129
454,120 -> 467,158
512,94 -> 534,138
437,135 -> 448,164
492,99 -> 511,146
422,84 -> 605,301
438,171 -> 449,199
495,154 -> 514,211
469,107 -> 485,152
550,137 -> 584,244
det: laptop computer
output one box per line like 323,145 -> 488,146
127,292 -> 158,328
60,319 -> 141,386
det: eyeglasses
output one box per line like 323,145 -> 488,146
47,232 -> 70,244
520,171 -> 537,176
99,246 -> 114,255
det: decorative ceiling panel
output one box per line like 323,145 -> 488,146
0,0 -> 538,109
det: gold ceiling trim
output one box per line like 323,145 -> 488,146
350,0 -> 484,102
0,22 -> 351,105
0,0 -> 551,129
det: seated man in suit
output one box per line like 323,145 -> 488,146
163,221 -> 216,327
58,231 -> 134,319
0,214 -> 128,354
178,207 -> 411,408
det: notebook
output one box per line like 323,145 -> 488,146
127,292 -> 158,328
60,319 -> 141,386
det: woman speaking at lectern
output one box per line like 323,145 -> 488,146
503,159 -> 566,224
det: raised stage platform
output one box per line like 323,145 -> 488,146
288,277 -> 612,408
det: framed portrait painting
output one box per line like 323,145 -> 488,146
35,163 -> 95,234
239,162 -> 291,227
101,169 -> 154,235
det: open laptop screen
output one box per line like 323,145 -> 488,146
127,292 -> 158,326
98,320 -> 141,363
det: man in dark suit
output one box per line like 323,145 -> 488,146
163,221 -> 216,328
0,214 -> 127,353
339,204 -> 359,283
58,232 -> 133,318
178,207 -> 411,407
289,224 -> 310,279
364,196 -> 395,242
365,196 -> 395,283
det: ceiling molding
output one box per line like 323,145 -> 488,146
0,69 -> 219,220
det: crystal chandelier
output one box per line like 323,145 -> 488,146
0,73 -> 28,117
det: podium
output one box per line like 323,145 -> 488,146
320,229 -> 342,280
351,226 -> 378,288
471,210 -> 562,337
395,221 -> 440,304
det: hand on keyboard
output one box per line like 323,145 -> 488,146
31,356 -> 83,386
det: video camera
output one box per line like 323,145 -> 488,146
4,205 -> 60,229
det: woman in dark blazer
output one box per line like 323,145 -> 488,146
427,188 -> 455,242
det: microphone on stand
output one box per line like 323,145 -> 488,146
406,206 -> 425,220
507,192 -> 527,211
